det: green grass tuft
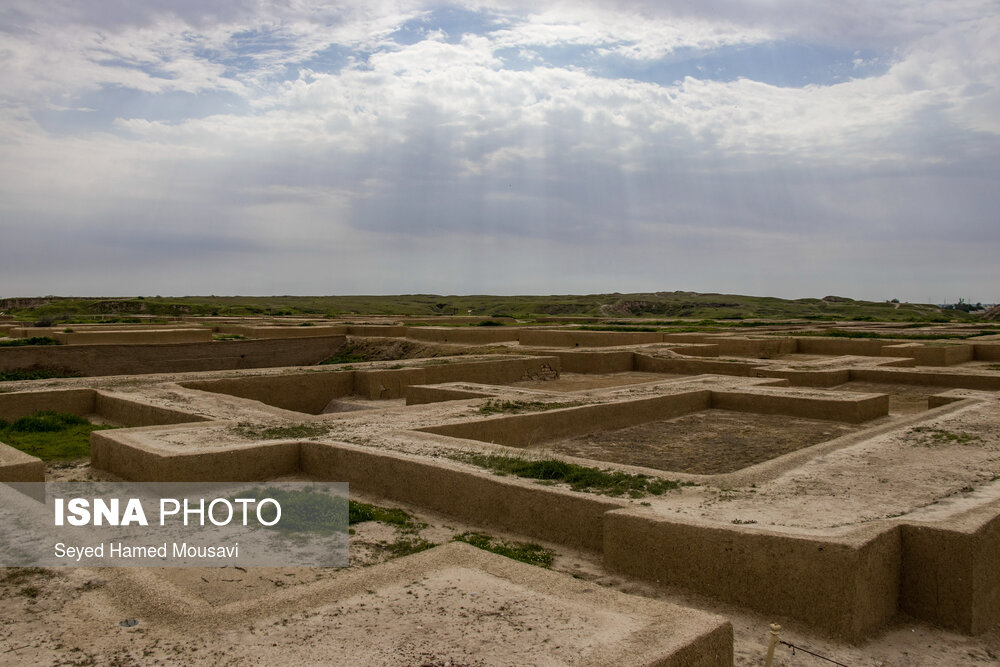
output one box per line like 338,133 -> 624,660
454,532 -> 554,567
0,367 -> 80,382
319,345 -> 368,365
456,452 -> 695,497
0,336 -> 61,347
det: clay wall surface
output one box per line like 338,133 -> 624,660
0,388 -> 96,420
90,430 -> 300,482
405,327 -> 520,344
0,336 -> 347,376
0,442 -> 45,482
181,372 -> 354,414
300,441 -> 626,552
973,344 -> 1000,361
405,385 -> 494,405
666,344 -> 721,357
900,502 -> 1000,634
220,325 -> 348,339
93,393 -> 211,426
419,391 -> 711,447
710,389 -> 889,423
881,343 -> 975,366
850,368 -> 1000,390
518,330 -> 662,347
634,353 -> 756,377
52,329 -> 213,345
603,511 -> 901,640
753,368 -> 852,387
796,338 -> 886,356
713,337 -> 798,358
522,350 -> 634,373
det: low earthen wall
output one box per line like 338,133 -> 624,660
603,511 -> 901,640
900,503 -> 1000,634
666,344 -> 720,357
0,389 -> 96,420
849,368 -> 1000,390
405,385 -> 494,405
181,372 -> 354,414
973,344 -> 1000,362
419,391 -> 711,447
634,353 -> 756,377
753,368 -> 852,387
93,393 -> 211,427
301,441 -> 625,552
52,329 -> 212,345
405,327 -> 520,344
796,338 -> 886,356
226,326 -> 348,339
881,343 -> 975,366
522,350 -> 634,373
714,337 -> 797,358
710,389 -> 888,423
90,431 -> 300,482
0,442 -> 45,482
0,336 -> 347,377
518,330 -> 662,347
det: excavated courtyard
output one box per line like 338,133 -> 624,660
2,319 -> 1000,665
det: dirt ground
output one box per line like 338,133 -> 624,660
544,409 -> 858,474
832,381 -> 935,415
511,371 -> 682,392
2,482 -> 999,666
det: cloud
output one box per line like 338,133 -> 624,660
0,1 -> 997,301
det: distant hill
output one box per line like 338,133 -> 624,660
0,292 -> 977,323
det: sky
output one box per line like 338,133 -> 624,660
1,1 -> 998,303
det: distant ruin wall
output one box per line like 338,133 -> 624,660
419,391 -> 711,447
0,336 -> 347,377
518,330 -> 662,347
405,327 -> 520,344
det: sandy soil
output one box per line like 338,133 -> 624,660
2,491 -> 999,666
545,409 -> 858,474
510,371 -> 682,392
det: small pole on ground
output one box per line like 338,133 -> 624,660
765,623 -> 781,667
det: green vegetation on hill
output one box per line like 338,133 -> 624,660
0,292 -> 979,322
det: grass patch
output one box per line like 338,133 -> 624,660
0,411 -> 117,460
350,500 -> 435,557
0,336 -> 61,347
477,399 -> 584,416
319,344 -> 368,365
908,426 -> 982,446
386,537 -> 436,557
0,367 -> 80,382
453,532 -> 554,567
349,500 -> 422,532
228,422 -> 330,440
456,452 -> 695,497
